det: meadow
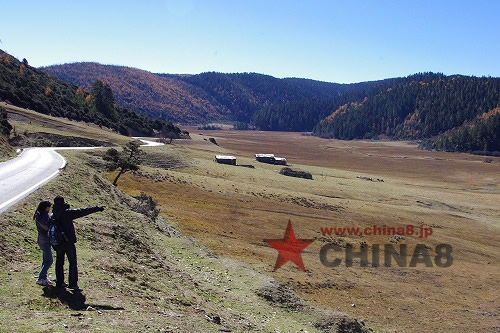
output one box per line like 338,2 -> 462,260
115,128 -> 500,332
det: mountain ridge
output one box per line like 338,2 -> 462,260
41,61 -> 500,152
42,62 -> 394,123
0,50 -> 180,137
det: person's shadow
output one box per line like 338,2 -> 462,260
42,287 -> 124,311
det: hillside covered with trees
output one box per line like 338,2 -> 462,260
251,76 -> 411,131
42,62 -> 232,123
42,61 -> 500,153
0,50 -> 179,137
420,107 -> 500,153
313,73 -> 500,152
42,63 -> 396,123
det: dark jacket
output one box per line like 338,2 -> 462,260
35,212 -> 51,245
52,204 -> 102,244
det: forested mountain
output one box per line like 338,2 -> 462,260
171,72 -> 346,122
421,107 -> 500,153
42,63 -> 232,123
42,63 -> 392,123
0,50 -> 179,136
313,73 -> 500,151
251,77 -> 410,131
41,61 -> 499,152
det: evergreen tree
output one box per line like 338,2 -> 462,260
91,80 -> 116,120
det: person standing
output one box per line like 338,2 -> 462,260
51,196 -> 104,292
34,200 -> 53,286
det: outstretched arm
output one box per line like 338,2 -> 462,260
67,206 -> 104,220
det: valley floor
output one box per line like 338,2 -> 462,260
115,129 -> 500,332
1,117 -> 499,332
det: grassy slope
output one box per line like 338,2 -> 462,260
113,130 -> 500,332
0,106 -> 366,332
0,151 -> 356,332
1,102 -> 130,146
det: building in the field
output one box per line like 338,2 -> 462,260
255,153 -> 287,165
273,157 -> 288,165
215,155 -> 237,165
255,153 -> 275,163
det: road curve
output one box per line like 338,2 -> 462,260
136,138 -> 164,147
0,139 -> 163,214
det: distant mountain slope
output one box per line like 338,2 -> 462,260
171,72 -> 347,122
421,107 -> 500,153
42,63 -> 383,123
40,61 -> 500,152
42,63 -> 231,123
251,76 -> 409,131
0,50 -> 179,136
313,73 -> 500,145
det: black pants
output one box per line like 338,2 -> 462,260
55,243 -> 78,287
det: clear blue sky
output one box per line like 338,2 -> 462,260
1,0 -> 499,83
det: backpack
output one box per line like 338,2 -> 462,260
49,214 -> 69,246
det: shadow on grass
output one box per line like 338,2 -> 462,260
42,287 -> 125,311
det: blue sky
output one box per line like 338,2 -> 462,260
1,0 -> 499,83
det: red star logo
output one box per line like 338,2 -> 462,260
264,220 -> 314,271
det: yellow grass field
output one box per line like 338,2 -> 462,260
113,129 -> 500,332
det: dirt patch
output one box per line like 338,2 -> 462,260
256,281 -> 306,311
314,313 -> 371,333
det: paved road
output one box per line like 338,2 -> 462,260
0,139 -> 163,214
136,138 -> 164,147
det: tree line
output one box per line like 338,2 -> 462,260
312,73 -> 499,152
0,50 -> 180,137
420,108 -> 500,152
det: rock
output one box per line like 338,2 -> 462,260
256,281 -> 305,311
205,314 -> 221,324
389,235 -> 405,243
314,312 -> 371,333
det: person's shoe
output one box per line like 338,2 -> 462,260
36,279 -> 52,286
56,282 -> 68,288
68,285 -> 82,292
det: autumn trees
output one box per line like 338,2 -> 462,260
0,50 -> 180,137
312,73 -> 500,152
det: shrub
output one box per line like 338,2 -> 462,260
0,107 -> 12,136
279,167 -> 313,180
133,192 -> 160,222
